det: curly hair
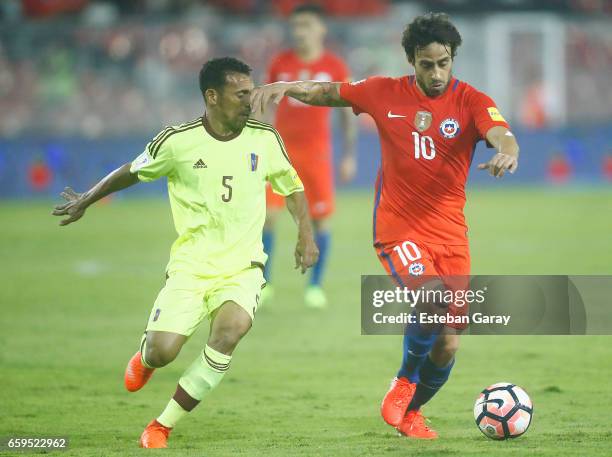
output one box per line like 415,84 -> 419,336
401,13 -> 462,64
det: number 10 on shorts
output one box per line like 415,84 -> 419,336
392,240 -> 422,266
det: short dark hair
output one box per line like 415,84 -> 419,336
199,57 -> 252,95
290,3 -> 325,18
401,13 -> 462,64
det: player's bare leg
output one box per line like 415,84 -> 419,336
305,217 -> 330,308
261,207 -> 282,306
140,301 -> 252,448
397,327 -> 460,439
124,331 -> 187,392
429,331 -> 459,367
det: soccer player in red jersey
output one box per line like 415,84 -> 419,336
252,13 -> 520,439
261,4 -> 357,308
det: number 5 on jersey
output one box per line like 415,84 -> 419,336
221,176 -> 233,202
412,132 -> 436,160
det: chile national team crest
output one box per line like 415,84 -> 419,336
408,262 -> 425,276
440,118 -> 460,138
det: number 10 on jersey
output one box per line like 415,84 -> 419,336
412,132 -> 436,160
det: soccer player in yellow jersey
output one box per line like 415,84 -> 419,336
52,57 -> 319,448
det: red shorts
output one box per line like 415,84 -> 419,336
266,153 -> 334,220
375,238 -> 471,330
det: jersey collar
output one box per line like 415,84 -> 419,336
202,115 -> 241,142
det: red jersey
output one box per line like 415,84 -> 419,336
267,49 -> 349,156
339,76 -> 509,245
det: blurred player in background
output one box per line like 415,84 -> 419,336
261,3 -> 357,308
53,57 -> 318,448
252,13 -> 519,439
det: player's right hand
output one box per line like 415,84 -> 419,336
251,82 -> 291,118
52,187 -> 87,226
294,234 -> 319,274
477,152 -> 518,178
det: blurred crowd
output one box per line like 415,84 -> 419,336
0,0 -> 611,137
4,0 -> 611,18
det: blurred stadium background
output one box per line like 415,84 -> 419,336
1,0 -> 611,196
2,2 -> 612,456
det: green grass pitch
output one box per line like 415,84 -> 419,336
2,188 -> 612,456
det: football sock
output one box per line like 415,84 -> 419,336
397,319 -> 437,383
310,230 -> 330,286
262,230 -> 274,282
179,344 -> 231,401
156,345 -> 231,428
139,333 -> 154,369
157,399 -> 187,428
407,355 -> 455,411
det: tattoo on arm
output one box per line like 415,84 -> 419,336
289,82 -> 350,107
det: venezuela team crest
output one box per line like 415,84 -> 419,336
250,153 -> 259,171
439,118 -> 460,138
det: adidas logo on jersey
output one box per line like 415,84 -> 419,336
193,159 -> 207,169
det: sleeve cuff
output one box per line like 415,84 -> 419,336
339,82 -> 363,116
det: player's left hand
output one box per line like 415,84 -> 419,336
295,234 -> 319,274
478,153 -> 518,178
339,155 -> 357,183
251,82 -> 291,118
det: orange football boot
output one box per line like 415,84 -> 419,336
396,409 -> 438,439
139,419 -> 172,448
124,351 -> 155,392
381,377 -> 417,426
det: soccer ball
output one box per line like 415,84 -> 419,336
473,382 -> 533,440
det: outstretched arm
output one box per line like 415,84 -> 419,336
251,81 -> 350,117
52,162 -> 139,226
478,126 -> 520,178
285,191 -> 319,273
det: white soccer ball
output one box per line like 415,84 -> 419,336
473,382 -> 533,440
